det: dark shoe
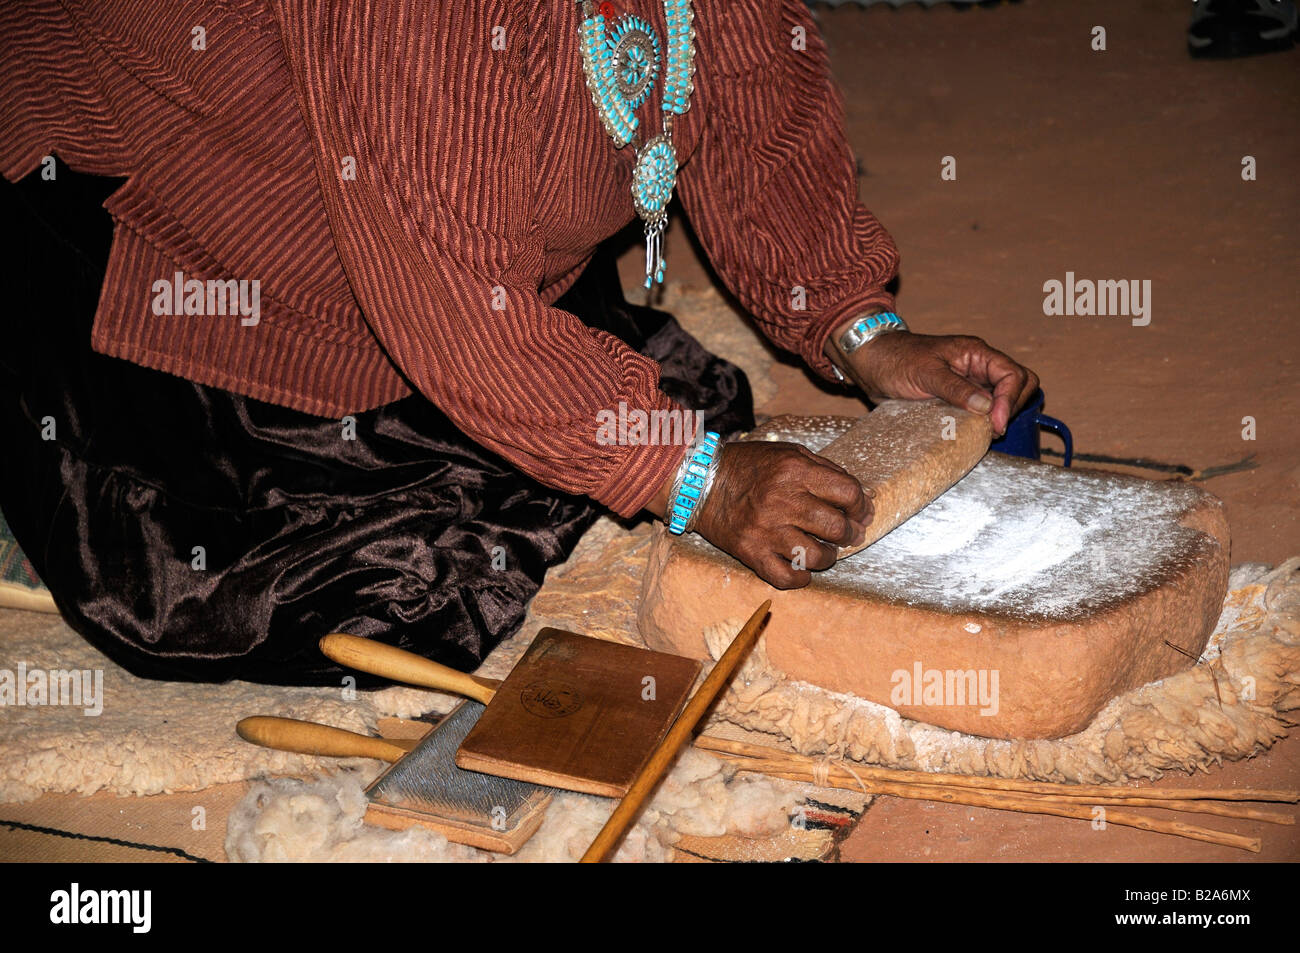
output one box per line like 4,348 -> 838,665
1189,0 -> 1298,58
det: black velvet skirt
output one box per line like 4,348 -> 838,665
0,165 -> 753,685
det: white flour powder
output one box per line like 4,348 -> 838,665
879,496 -> 994,557
879,499 -> 1085,598
730,416 -> 1212,620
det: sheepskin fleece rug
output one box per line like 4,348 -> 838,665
225,748 -> 803,863
0,608 -> 446,803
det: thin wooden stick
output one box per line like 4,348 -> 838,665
716,755 -> 1291,825
581,601 -> 772,863
730,763 -> 1261,853
695,735 -> 1300,804
989,794 -> 1290,825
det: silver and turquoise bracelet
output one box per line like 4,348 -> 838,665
829,311 -> 908,382
666,430 -> 720,535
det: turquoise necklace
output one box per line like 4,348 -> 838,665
578,0 -> 696,288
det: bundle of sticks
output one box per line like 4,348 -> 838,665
695,736 -> 1299,854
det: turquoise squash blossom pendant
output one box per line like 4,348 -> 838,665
579,0 -> 696,288
632,134 -> 676,285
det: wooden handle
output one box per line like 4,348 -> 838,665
581,600 -> 772,863
236,716 -> 415,762
319,633 -> 498,704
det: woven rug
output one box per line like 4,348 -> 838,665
0,512 -> 55,614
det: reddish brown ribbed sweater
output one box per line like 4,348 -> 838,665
0,0 -> 899,516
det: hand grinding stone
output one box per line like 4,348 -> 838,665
813,399 -> 994,557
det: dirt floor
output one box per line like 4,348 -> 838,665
618,0 -> 1300,862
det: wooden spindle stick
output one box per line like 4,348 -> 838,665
581,601 -> 771,863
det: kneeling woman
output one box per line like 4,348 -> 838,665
0,0 -> 1036,684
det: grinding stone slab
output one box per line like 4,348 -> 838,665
638,415 -> 1230,740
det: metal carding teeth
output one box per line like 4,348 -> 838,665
366,701 -> 541,827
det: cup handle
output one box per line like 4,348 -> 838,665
1034,414 -> 1073,467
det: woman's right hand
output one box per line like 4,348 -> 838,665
689,441 -> 871,589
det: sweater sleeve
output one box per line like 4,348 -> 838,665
267,0 -> 684,516
677,0 -> 901,382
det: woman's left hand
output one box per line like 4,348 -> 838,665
834,331 -> 1040,436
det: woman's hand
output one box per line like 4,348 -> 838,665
690,441 -> 871,589
834,330 -> 1039,436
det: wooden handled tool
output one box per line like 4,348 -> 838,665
237,715 -> 416,762
236,707 -> 552,854
321,630 -> 703,798
318,635 -> 498,704
581,600 -> 772,863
